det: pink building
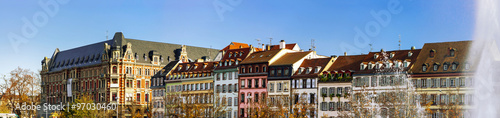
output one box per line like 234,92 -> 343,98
238,49 -> 285,117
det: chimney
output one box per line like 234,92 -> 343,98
262,44 -> 265,50
249,45 -> 253,50
344,52 -> 347,56
411,46 -> 415,50
331,55 -> 338,58
280,40 -> 285,49
266,44 -> 270,51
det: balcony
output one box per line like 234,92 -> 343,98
320,74 -> 353,82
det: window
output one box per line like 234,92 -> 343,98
277,68 -> 282,76
278,83 -> 282,92
137,80 -> 141,88
443,63 -> 449,71
234,84 -> 238,92
321,102 -> 328,111
223,84 -> 227,93
241,94 -> 245,102
430,50 -> 435,57
228,97 -> 232,106
248,79 -> 252,88
421,79 -> 427,88
269,83 -> 274,92
241,80 -> 245,88
270,69 -> 275,76
263,66 -> 267,72
433,64 -> 439,71
112,92 -> 117,101
262,79 -> 266,87
228,84 -> 232,93
284,68 -> 289,76
255,79 -> 259,88
450,49 -> 455,56
249,67 -> 252,73
452,63 -> 458,70
137,93 -> 141,102
217,85 -> 221,93
255,67 -> 259,73
112,66 -> 117,74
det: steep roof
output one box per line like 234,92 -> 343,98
270,51 -> 313,66
240,49 -> 283,64
411,40 -> 472,74
357,49 -> 421,74
293,57 -> 333,77
153,60 -> 180,77
269,43 -> 298,50
221,42 -> 250,51
169,61 -> 217,80
47,32 -> 218,72
215,47 -> 253,70
328,55 -> 367,72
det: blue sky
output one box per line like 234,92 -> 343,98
0,0 -> 475,76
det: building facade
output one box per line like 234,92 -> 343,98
318,55 -> 365,118
409,41 -> 473,118
151,60 -> 179,118
291,57 -> 335,118
40,32 -> 218,117
214,42 -> 257,118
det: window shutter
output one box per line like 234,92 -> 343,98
436,94 -> 440,105
455,78 -> 459,87
446,78 -> 450,87
340,87 -> 344,97
332,87 -> 336,95
427,79 -> 431,88
291,80 -> 295,88
417,79 -> 421,88
438,79 -> 442,88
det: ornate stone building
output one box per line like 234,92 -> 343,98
40,32 -> 218,117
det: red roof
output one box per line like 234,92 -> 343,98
221,42 -> 250,51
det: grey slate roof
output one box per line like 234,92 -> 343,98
47,32 -> 219,72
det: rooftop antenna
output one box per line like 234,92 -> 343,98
369,44 -> 373,52
269,37 -> 273,46
256,38 -> 261,46
310,39 -> 316,51
398,34 -> 401,50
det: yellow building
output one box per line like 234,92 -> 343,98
410,41 -> 473,118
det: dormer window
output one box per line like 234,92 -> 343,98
452,62 -> 458,70
390,53 -> 395,58
306,67 -> 312,74
360,63 -> 365,70
433,63 -> 440,71
422,64 -> 428,72
229,53 -> 232,57
314,66 -> 321,73
368,63 -> 373,70
375,63 -> 380,69
298,67 -> 304,74
235,60 -> 239,65
408,51 -> 413,57
374,54 -> 379,59
429,49 -> 436,58
450,48 -> 456,56
443,63 -> 449,71
240,52 -> 243,56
